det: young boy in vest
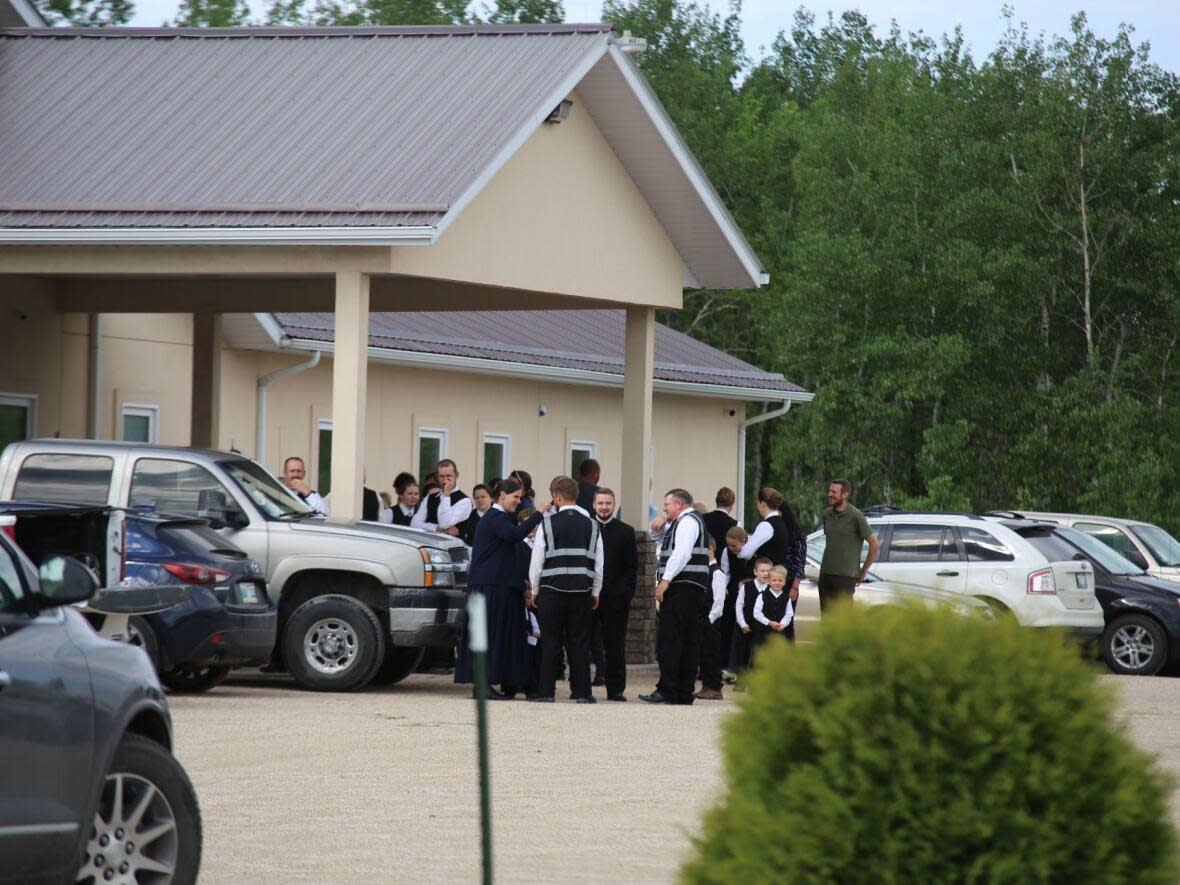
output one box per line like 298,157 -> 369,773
695,537 -> 730,700
733,557 -> 772,671
753,564 -> 795,647
720,525 -> 752,681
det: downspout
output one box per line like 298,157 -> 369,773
737,401 -> 792,524
256,350 -> 321,462
88,313 -> 102,439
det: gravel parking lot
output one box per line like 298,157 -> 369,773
171,669 -> 1180,884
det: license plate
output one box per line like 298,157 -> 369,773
237,584 -> 260,605
1074,574 -> 1088,589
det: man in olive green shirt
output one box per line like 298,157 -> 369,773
818,478 -> 880,611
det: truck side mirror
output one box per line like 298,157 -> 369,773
1126,549 -> 1149,571
198,489 -> 248,530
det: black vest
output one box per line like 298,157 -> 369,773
742,579 -> 763,625
754,514 -> 790,566
426,489 -> 468,525
658,510 -> 711,591
760,588 -> 793,624
539,509 -> 599,593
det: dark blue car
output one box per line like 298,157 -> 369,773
123,515 -> 276,692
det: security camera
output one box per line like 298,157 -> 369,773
16,311 -> 28,321
538,405 -> 547,417
726,408 -> 736,417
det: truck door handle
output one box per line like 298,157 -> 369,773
936,570 -> 959,577
0,671 -> 11,691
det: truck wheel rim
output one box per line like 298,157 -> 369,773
1112,625 -> 1155,671
304,618 -> 359,675
80,772 -> 178,883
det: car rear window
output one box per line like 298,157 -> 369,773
12,453 -> 113,505
1020,531 -> 1080,564
959,527 -> 1015,562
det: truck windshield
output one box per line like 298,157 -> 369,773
221,460 -> 315,520
1056,525 -> 1144,576
1131,524 -> 1180,568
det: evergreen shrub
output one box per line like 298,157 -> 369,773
682,605 -> 1177,884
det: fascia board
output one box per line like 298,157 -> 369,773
282,337 -> 812,403
431,34 -> 612,242
604,45 -> 768,290
10,0 -> 45,25
0,226 -> 435,245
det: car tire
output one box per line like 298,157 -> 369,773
126,615 -> 160,672
283,594 -> 386,692
368,646 -> 425,686
160,664 -> 231,694
1104,614 -> 1168,676
77,733 -> 202,885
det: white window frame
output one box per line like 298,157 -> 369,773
120,403 -> 159,444
0,393 -> 37,441
418,427 -> 448,477
316,419 -> 333,495
481,433 -> 511,484
570,439 -> 598,476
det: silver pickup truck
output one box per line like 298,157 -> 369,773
0,440 -> 469,692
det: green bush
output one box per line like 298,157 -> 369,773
682,605 -> 1177,885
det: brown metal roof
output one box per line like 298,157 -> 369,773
0,25 -> 611,230
272,310 -> 808,398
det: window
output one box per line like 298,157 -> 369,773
1021,530 -> 1081,565
959,527 -> 1015,562
887,525 -> 946,563
482,433 -> 510,485
1075,522 -> 1138,559
317,420 -> 333,497
1130,524 -> 1180,568
808,522 -> 881,562
121,404 -> 158,444
570,440 -> 597,478
13,453 -> 113,505
0,393 -> 35,454
418,428 -> 447,484
129,458 -> 240,520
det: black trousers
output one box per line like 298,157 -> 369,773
698,610 -> 723,691
656,584 -> 707,705
818,573 -> 857,612
538,591 -> 593,700
598,596 -> 632,697
717,589 -> 737,673
591,609 -> 606,677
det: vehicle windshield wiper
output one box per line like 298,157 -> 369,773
275,510 -> 318,520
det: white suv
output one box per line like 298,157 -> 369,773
806,512 -> 1103,634
1014,512 -> 1180,585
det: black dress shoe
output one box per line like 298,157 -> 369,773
527,696 -> 555,703
639,691 -> 671,704
575,696 -> 597,704
480,687 -> 509,700
591,674 -> 606,687
607,693 -> 627,702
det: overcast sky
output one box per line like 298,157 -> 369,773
128,1 -> 1180,74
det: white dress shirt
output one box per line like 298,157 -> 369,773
397,503 -> 415,521
754,587 -> 795,628
296,489 -> 329,516
659,513 -> 702,583
528,505 -> 605,599
708,562 -> 727,623
377,506 -> 393,524
735,579 -> 766,630
738,511 -> 780,559
411,490 -> 473,531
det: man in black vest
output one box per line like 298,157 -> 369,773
702,487 -> 737,557
591,488 -> 637,701
640,488 -> 712,706
411,459 -> 472,536
528,476 -> 604,703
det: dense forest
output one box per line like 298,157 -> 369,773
38,0 -> 1180,531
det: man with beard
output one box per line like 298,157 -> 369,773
591,488 -> 637,701
412,459 -> 472,537
818,478 -> 879,611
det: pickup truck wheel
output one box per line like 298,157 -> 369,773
368,646 -> 425,686
127,616 -> 160,673
160,664 -> 231,694
1104,614 -> 1167,676
284,595 -> 386,692
77,733 -> 202,885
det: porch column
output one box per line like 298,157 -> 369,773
328,271 -> 369,524
190,312 -> 222,449
621,306 -> 655,526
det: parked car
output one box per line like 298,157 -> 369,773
806,510 -> 1103,636
990,517 -> 1180,676
793,556 -> 993,640
0,514 -> 202,885
122,513 -> 277,693
0,441 -> 470,692
1013,511 -> 1180,584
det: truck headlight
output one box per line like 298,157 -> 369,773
419,547 -> 455,588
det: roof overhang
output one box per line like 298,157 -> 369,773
0,225 -> 436,245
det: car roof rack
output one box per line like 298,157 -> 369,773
861,505 -> 988,521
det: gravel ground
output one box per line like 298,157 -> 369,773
170,669 -> 1180,884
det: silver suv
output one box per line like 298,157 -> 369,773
0,440 -> 469,692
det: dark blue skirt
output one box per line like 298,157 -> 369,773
454,583 -> 531,689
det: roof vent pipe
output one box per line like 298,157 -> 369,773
256,349 -> 321,466
612,30 -> 647,53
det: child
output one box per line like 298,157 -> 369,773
524,606 -> 542,698
695,537 -> 730,700
721,526 -> 752,680
753,565 -> 796,648
732,557 -> 772,671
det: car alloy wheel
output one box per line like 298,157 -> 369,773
80,772 -> 179,883
1105,614 -> 1167,676
303,617 -> 360,675
1111,624 -> 1155,671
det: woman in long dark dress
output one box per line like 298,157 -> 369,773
454,478 -> 543,698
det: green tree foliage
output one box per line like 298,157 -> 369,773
35,0 -> 132,25
169,0 -> 249,25
265,0 -> 468,26
683,605 -> 1178,883
483,0 -> 563,24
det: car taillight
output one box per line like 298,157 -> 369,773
0,524 -> 14,541
163,562 -> 232,584
1027,568 -> 1056,595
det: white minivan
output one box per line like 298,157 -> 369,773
1016,512 -> 1180,585
807,512 -> 1103,635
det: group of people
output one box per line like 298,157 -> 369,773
279,451 -> 878,705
